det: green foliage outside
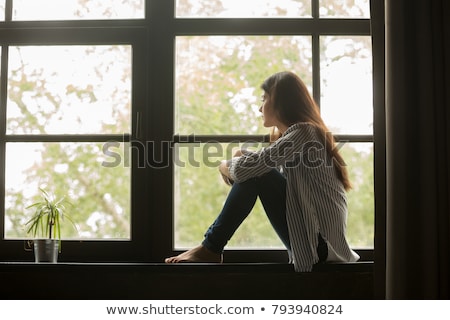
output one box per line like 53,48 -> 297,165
175,35 -> 374,249
4,0 -> 374,249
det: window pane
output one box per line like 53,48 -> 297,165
320,36 -> 372,135
175,36 -> 312,135
0,0 -> 5,21
5,142 -> 131,240
175,141 -> 374,249
176,0 -> 311,18
340,142 -> 374,248
7,45 -> 131,135
174,142 -> 284,249
319,0 -> 370,18
12,0 -> 144,20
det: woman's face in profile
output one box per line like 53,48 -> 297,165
259,92 -> 278,128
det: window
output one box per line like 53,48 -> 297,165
12,0 -> 144,20
173,0 -> 374,259
0,0 -> 147,261
0,0 -> 376,263
5,45 -> 132,239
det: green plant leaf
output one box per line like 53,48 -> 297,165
24,188 -> 78,242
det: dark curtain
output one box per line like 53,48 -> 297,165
370,0 -> 386,299
385,0 -> 450,298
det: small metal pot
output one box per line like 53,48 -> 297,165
33,239 -> 59,263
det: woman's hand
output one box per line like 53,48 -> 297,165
233,149 -> 245,157
219,160 -> 234,186
219,149 -> 252,186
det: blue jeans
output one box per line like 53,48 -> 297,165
202,169 -> 292,256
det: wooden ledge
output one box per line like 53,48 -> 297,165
0,260 -> 373,272
0,261 -> 374,299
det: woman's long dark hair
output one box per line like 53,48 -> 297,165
261,71 -> 351,191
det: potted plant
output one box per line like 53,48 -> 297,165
25,188 -> 77,263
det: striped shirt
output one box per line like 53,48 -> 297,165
229,122 -> 360,272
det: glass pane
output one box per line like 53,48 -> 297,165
175,141 -> 374,249
7,45 -> 131,135
176,0 -> 311,18
13,0 -> 144,20
175,36 -> 312,135
319,0 -> 370,18
0,0 -> 5,21
340,142 -> 374,248
320,36 -> 372,135
174,142 -> 284,249
5,142 -> 131,240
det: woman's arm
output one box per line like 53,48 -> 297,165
229,124 -> 318,183
219,161 -> 233,186
219,149 -> 248,186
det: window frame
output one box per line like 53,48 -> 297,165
0,2 -> 149,261
0,0 -> 380,263
168,1 -> 375,262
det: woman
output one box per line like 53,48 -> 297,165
165,71 -> 359,271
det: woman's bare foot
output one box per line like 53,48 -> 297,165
165,245 -> 223,263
